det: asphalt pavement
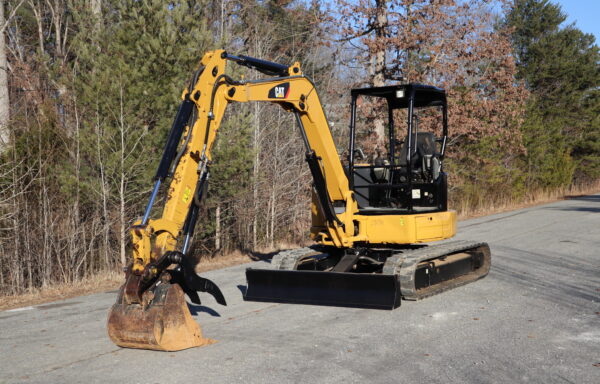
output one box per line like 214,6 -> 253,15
1,195 -> 599,383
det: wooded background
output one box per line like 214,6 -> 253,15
0,0 -> 598,294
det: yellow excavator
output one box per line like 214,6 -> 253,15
107,50 -> 491,351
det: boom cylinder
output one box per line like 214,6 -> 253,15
154,96 -> 195,182
222,52 -> 289,77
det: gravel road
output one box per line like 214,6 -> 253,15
1,195 -> 598,384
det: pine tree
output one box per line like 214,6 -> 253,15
506,0 -> 600,187
71,0 -> 214,265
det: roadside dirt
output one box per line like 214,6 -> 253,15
0,274 -> 123,311
456,183 -> 600,220
0,248 -> 281,311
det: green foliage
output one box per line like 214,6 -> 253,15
210,111 -> 254,201
505,0 -> 600,187
505,0 -> 566,75
449,134 -> 526,207
571,89 -> 600,182
71,0 -> 214,209
520,101 -> 575,188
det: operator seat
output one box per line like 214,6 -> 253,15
396,132 -> 440,181
397,132 -> 436,167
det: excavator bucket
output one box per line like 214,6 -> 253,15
107,281 -> 213,351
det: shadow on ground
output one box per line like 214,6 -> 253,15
247,250 -> 279,263
187,303 -> 220,317
564,194 -> 600,201
547,194 -> 600,213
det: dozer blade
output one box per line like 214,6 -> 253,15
244,269 -> 401,310
107,281 -> 214,351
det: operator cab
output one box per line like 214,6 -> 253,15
348,84 -> 448,213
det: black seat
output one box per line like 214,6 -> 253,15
396,132 -> 436,169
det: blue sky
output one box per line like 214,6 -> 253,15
554,0 -> 600,42
324,0 -> 600,44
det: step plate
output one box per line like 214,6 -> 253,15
244,269 -> 401,310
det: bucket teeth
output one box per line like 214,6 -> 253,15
107,282 -> 214,351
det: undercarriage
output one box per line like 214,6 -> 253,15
245,240 -> 491,309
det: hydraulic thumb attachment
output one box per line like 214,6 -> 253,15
124,251 -> 226,307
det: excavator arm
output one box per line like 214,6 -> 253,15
137,50 -> 357,267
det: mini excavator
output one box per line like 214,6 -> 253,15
107,50 -> 491,351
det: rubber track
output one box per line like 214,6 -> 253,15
271,247 -> 323,270
383,240 -> 491,300
271,240 -> 491,301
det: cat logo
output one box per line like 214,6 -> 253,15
268,82 -> 290,99
274,87 -> 285,97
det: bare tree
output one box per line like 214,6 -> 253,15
0,1 -> 10,150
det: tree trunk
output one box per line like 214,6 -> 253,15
372,0 -> 388,147
220,0 -> 225,41
90,0 -> 101,15
0,1 -> 9,151
90,0 -> 102,31
30,1 -> 45,55
95,105 -> 110,270
373,0 -> 387,87
119,85 -> 126,268
252,102 -> 260,250
215,205 -> 221,251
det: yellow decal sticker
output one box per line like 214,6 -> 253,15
182,187 -> 192,203
399,218 -> 405,226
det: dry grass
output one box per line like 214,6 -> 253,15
0,242 -> 301,311
1,184 -> 598,311
0,271 -> 123,311
455,181 -> 600,220
194,241 -> 306,271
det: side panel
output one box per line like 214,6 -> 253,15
443,211 -> 457,239
358,210 -> 456,245
415,215 -> 444,242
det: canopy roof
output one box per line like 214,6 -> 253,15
351,83 -> 446,109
